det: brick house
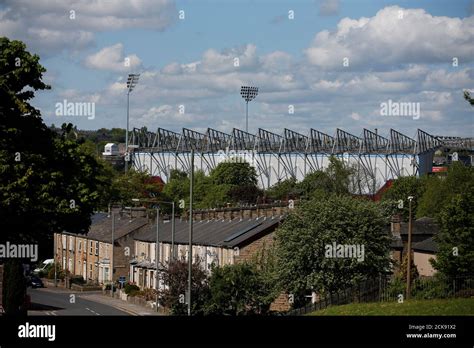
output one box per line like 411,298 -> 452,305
54,209 -> 149,285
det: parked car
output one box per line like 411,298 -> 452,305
28,275 -> 44,288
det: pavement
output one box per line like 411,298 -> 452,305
28,286 -> 162,316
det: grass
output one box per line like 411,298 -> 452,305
307,298 -> 474,316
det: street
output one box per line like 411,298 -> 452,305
28,288 -> 129,316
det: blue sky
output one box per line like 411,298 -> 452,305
1,0 -> 473,138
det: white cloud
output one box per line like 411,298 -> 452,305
84,43 -> 142,72
306,6 -> 474,69
0,0 -> 176,55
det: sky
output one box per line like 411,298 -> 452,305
1,0 -> 473,138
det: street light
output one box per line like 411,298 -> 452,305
125,73 -> 140,173
406,196 -> 414,299
240,86 -> 258,133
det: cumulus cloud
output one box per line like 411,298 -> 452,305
84,43 -> 142,72
306,6 -> 474,69
0,0 -> 176,55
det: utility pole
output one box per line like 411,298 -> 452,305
171,201 -> 175,260
406,196 -> 414,299
111,212 -> 115,297
155,206 -> 160,312
187,150 -> 194,316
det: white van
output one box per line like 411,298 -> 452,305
33,259 -> 54,274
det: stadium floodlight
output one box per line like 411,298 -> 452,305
240,86 -> 259,133
125,73 -> 140,172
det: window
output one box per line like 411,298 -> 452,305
62,235 -> 66,249
90,241 -> 93,254
78,240 -> 82,252
95,241 -> 99,256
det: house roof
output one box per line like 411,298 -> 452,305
413,236 -> 438,253
400,217 -> 439,235
133,216 -> 282,248
69,212 -> 149,243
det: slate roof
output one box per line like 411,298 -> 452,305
400,217 -> 439,235
133,216 -> 282,248
67,212 -> 149,243
413,237 -> 438,253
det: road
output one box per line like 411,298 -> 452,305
28,288 -> 129,316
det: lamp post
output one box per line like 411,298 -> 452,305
125,73 -> 140,173
240,86 -> 258,133
155,206 -> 160,312
111,211 -> 115,297
406,196 -> 414,299
188,150 -> 194,316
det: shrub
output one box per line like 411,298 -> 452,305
70,275 -> 85,285
124,283 -> 140,295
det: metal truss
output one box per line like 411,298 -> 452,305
130,127 -> 449,194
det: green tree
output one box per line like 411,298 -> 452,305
210,161 -> 257,187
381,176 -> 426,221
464,90 -> 474,107
266,178 -> 299,201
431,191 -> 474,277
205,262 -> 276,315
275,195 -> 391,306
296,156 -> 353,199
417,163 -> 473,219
158,258 -> 210,315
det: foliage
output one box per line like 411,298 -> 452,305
265,178 -> 299,201
398,253 -> 419,284
70,275 -> 86,285
47,263 -> 65,280
0,38 -> 111,262
417,163 -> 474,220
124,283 -> 140,295
205,262 -> 276,315
381,176 -> 426,221
275,195 -> 392,306
464,90 -> 474,107
431,191 -> 474,277
158,258 -> 210,315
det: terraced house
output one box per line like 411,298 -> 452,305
130,207 -> 284,290
54,208 -> 149,284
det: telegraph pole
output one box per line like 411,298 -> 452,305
406,196 -> 414,299
187,150 -> 194,316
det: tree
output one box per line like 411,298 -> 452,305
210,161 -> 258,187
296,156 -> 353,199
275,195 -> 391,306
464,90 -> 474,107
110,170 -> 165,206
205,262 -> 276,315
417,163 -> 473,219
431,191 -> 474,277
2,260 -> 26,315
381,176 -> 426,221
158,258 -> 210,315
266,178 -> 299,201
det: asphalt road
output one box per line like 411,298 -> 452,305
28,288 -> 129,316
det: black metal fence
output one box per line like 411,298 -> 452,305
286,275 -> 474,316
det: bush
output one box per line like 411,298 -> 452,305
124,283 -> 140,295
47,263 -> 65,280
70,275 -> 85,285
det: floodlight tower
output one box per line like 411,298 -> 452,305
240,86 -> 259,133
125,73 -> 140,172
